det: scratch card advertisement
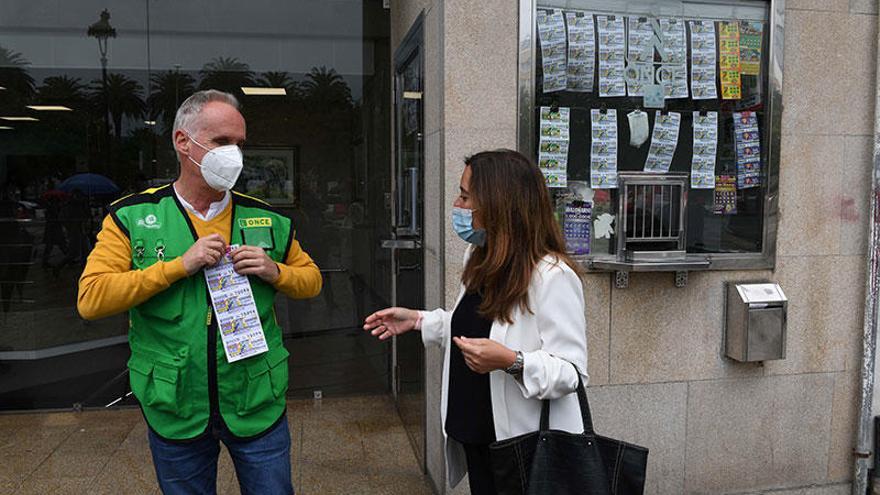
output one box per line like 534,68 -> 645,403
714,175 -> 737,215
719,21 -> 742,100
739,21 -> 764,76
733,111 -> 762,189
564,202 -> 592,255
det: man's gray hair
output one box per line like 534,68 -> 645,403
172,89 -> 240,139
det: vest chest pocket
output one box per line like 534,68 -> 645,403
237,346 -> 290,416
136,284 -> 185,322
128,349 -> 192,418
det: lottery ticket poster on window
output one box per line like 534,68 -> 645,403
566,12 -> 595,92
590,109 -> 619,188
537,9 -> 567,93
539,106 -> 570,187
596,15 -> 626,97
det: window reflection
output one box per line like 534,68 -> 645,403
0,1 -> 392,409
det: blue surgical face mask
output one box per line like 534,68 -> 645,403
452,207 -> 486,246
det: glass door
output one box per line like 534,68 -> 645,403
388,15 -> 426,468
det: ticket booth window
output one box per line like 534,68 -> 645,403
518,0 -> 783,278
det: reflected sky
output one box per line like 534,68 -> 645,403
0,0 -> 374,99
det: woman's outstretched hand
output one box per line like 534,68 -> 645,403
363,307 -> 421,340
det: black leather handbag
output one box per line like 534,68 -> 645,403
488,373 -> 648,495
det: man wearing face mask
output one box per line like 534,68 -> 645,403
77,90 -> 322,494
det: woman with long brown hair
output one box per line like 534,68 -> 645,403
363,150 -> 588,494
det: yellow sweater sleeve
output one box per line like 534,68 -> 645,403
272,237 -> 322,299
77,214 -> 189,320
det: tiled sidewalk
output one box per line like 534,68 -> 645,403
0,395 -> 432,495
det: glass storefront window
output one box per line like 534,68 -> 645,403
519,0 -> 783,272
0,1 -> 392,410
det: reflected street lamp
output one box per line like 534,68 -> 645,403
88,9 -> 116,169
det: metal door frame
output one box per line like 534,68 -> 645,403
390,12 -> 427,470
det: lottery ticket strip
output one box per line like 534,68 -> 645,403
204,245 -> 269,363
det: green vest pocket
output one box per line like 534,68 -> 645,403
128,349 -> 192,418
136,282 -> 184,322
237,346 -> 289,416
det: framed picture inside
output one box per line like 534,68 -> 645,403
238,147 -> 298,206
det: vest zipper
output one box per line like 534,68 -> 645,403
207,291 -> 219,424
171,190 -> 223,426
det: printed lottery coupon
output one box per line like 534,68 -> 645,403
205,245 -> 269,363
596,15 -> 626,97
537,10 -> 568,93
590,109 -> 619,188
734,111 -> 762,189
644,112 -> 681,173
691,112 -> 718,189
626,17 -> 654,97
689,20 -> 718,100
658,18 -> 689,99
566,12 -> 595,92
539,106 -> 570,188
719,21 -> 742,100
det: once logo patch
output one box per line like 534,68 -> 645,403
239,217 -> 274,250
238,217 -> 272,229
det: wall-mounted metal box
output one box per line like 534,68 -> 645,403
725,282 -> 788,362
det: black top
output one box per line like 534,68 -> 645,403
445,291 -> 496,445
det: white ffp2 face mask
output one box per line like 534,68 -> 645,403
187,136 -> 244,191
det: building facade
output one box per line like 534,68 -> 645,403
0,0 -> 878,493
392,0 -> 878,493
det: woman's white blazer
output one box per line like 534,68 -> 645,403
419,249 -> 588,488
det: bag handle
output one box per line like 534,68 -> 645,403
539,365 -> 595,436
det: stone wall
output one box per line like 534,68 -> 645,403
392,0 -> 879,493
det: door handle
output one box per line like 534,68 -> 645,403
381,239 -> 421,249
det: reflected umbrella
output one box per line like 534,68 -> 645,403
58,173 -> 119,196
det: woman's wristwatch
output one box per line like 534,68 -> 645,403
505,351 -> 524,375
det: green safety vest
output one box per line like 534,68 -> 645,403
111,185 -> 294,440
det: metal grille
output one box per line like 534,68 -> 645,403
617,173 -> 688,259
624,183 -> 682,243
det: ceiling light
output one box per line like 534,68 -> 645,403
144,120 -> 157,126
27,105 -> 73,111
0,126 -> 12,130
241,87 -> 286,96
0,87 -> 6,90
0,117 -> 38,122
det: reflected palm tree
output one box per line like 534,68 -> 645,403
148,70 -> 196,134
256,71 -> 301,99
199,57 -> 254,93
36,76 -> 91,150
0,46 -> 35,106
90,73 -> 145,141
37,76 -> 88,107
302,66 -> 352,109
